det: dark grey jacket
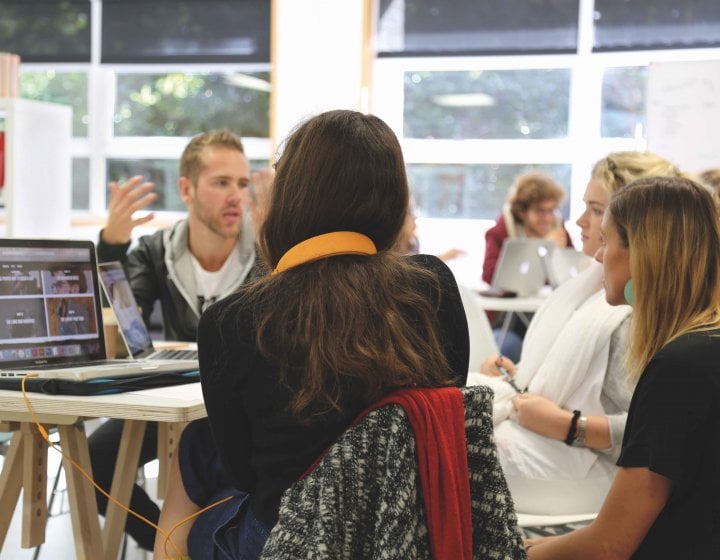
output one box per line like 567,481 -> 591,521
97,218 -> 258,342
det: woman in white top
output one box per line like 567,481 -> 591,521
470,151 -> 684,514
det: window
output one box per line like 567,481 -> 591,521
0,1 -> 91,62
601,66 -> 647,138
409,163 -> 571,220
114,72 -> 270,137
102,0 -> 270,63
377,0 -> 578,56
9,0 -> 271,213
20,71 -> 88,136
373,0 -> 720,286
594,0 -> 720,51
404,69 -> 570,139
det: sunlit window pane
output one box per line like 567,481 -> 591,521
408,164 -> 571,220
114,72 -> 270,138
20,71 -> 88,137
601,66 -> 647,138
404,70 -> 570,139
594,0 -> 720,51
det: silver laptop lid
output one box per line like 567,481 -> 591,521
97,261 -> 156,360
491,238 -> 554,296
0,238 -> 107,367
539,247 -> 591,289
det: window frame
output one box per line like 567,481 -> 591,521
372,45 -> 720,234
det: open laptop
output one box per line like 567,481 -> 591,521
490,239 -> 555,297
0,238 -> 197,381
539,246 -> 592,288
98,261 -> 198,363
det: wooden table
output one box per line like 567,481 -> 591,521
0,382 -> 206,559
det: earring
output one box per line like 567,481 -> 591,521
624,279 -> 634,306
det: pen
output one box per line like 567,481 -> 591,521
497,363 -> 525,394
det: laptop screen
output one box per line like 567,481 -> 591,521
97,261 -> 155,359
0,239 -> 106,366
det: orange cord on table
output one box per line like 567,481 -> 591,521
20,374 -> 232,560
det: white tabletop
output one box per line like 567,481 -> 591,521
0,382 -> 206,424
473,293 -> 547,313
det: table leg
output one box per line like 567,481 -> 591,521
102,419 -> 146,559
156,422 -> 186,500
496,311 -> 514,351
0,431 -> 24,550
20,423 -> 48,548
58,422 -> 105,560
516,311 -> 533,327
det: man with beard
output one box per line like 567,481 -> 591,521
90,130 -> 266,551
97,130 -> 260,340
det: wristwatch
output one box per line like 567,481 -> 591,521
573,415 -> 588,447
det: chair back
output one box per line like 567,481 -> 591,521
260,386 -> 526,559
458,284 -> 499,371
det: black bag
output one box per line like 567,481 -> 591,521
0,369 -> 200,396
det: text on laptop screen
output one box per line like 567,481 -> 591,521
0,244 -> 103,364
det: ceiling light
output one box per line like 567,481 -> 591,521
433,93 -> 496,107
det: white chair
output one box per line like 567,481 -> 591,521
457,284 -> 499,372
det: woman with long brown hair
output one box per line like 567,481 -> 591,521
154,110 -> 469,559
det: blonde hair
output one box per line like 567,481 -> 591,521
591,151 -> 683,196
700,168 -> 720,195
608,176 -> 720,379
179,130 -> 245,184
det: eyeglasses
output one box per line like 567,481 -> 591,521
528,205 -> 557,217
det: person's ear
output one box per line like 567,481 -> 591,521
178,176 -> 193,205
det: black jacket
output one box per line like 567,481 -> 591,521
97,218 -> 259,342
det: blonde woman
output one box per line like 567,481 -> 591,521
528,176 -> 720,558
473,151 -> 684,514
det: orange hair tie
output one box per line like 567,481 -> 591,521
272,231 -> 377,275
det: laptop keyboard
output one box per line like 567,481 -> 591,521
152,349 -> 199,361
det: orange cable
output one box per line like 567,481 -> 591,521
20,374 -> 234,560
162,495 -> 233,558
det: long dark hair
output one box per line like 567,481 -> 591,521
245,110 -> 453,422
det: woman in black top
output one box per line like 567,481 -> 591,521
528,177 -> 720,558
153,110 -> 470,559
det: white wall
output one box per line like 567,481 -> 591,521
272,0 -> 365,146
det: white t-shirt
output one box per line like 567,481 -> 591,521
191,249 -> 241,312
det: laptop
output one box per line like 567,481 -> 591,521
0,238 -> 197,381
539,246 -> 592,288
97,261 -> 199,363
490,239 -> 555,297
